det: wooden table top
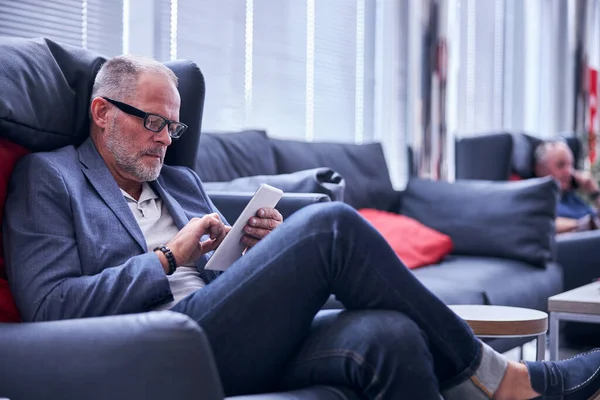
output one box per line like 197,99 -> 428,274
548,281 -> 600,315
449,305 -> 548,336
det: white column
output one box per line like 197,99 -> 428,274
124,0 -> 157,57
373,0 -> 406,188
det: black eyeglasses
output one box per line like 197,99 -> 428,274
102,97 -> 188,139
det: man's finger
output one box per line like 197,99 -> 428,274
199,238 -> 218,254
248,217 -> 279,231
241,234 -> 259,248
243,225 -> 270,240
256,207 -> 283,222
208,222 -> 223,239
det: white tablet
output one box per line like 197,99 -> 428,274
204,184 -> 284,271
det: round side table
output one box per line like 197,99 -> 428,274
449,305 -> 548,361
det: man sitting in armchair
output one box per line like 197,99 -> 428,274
534,140 -> 600,233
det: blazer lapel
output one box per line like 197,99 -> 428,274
77,138 -> 147,252
150,179 -> 190,230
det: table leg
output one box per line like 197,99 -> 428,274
536,333 -> 546,361
549,313 -> 559,361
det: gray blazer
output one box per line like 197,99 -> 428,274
3,138 -> 223,322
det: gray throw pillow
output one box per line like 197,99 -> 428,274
203,168 -> 346,202
400,177 -> 559,268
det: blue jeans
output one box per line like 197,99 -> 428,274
171,202 -> 506,399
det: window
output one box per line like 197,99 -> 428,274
156,0 -> 376,144
0,0 -> 124,57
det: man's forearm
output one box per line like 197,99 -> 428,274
556,217 -> 578,234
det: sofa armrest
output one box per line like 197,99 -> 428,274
0,311 -> 224,400
557,230 -> 600,291
208,191 -> 331,222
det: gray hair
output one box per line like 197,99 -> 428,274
90,54 -> 178,103
534,140 -> 571,166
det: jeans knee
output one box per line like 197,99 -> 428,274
302,201 -> 362,229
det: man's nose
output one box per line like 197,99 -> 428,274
155,125 -> 172,146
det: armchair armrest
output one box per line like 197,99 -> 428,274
0,311 -> 224,400
557,230 -> 600,291
208,191 -> 330,222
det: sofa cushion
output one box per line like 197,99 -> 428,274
358,209 -> 453,269
414,276 -> 487,306
204,168 -> 346,202
196,130 -> 278,182
413,256 -> 563,311
270,139 -> 398,211
0,37 -> 105,151
400,177 -> 558,268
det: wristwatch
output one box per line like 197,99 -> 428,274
154,245 -> 177,275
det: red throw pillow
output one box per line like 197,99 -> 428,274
358,209 -> 453,269
0,137 -> 29,322
0,279 -> 20,322
509,173 -> 523,181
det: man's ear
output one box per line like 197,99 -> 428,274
90,97 -> 110,130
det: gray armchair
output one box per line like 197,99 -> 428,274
1,312 -> 224,400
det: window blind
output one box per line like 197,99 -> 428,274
0,0 -> 124,57
158,0 -> 376,142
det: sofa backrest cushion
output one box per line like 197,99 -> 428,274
270,139 -> 398,211
196,130 -> 278,182
400,176 -> 558,268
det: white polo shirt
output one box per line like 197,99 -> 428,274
121,182 -> 206,311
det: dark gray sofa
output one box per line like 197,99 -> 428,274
196,130 -> 564,353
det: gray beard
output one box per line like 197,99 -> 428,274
105,122 -> 163,182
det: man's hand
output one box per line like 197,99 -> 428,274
241,207 -> 283,248
156,213 -> 228,273
573,170 -> 600,194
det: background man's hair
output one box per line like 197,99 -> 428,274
90,54 -> 178,104
534,139 -> 571,166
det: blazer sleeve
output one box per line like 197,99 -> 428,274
3,155 -> 172,322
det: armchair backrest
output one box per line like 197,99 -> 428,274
0,37 -> 205,168
511,132 -> 583,180
454,131 -> 584,182
454,132 -> 514,181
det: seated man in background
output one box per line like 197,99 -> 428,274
534,140 -> 600,233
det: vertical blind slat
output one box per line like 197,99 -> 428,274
0,0 -> 123,57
